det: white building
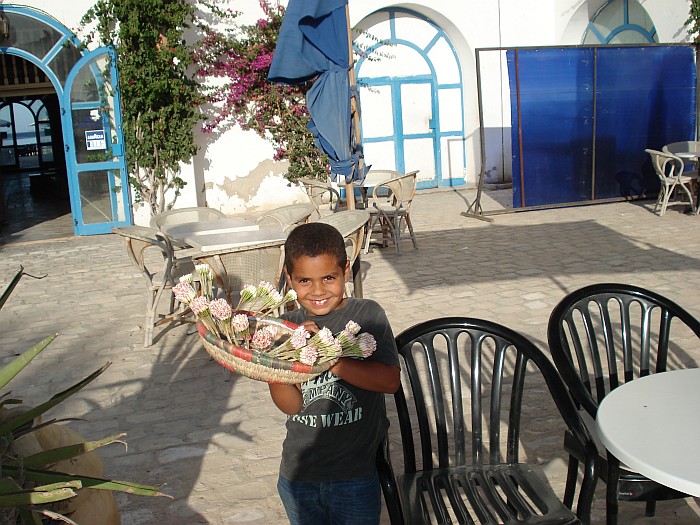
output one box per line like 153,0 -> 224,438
0,0 -> 693,234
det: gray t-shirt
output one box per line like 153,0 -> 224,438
279,297 -> 399,481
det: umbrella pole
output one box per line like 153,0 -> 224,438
345,2 -> 359,210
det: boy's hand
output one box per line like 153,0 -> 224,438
299,320 -> 320,334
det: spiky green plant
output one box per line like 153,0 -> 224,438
0,267 -> 168,524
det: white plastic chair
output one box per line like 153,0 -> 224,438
645,149 -> 698,216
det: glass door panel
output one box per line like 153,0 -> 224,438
62,46 -> 131,235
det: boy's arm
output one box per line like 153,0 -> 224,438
330,358 -> 400,394
268,383 -> 303,414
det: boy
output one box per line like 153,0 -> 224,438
269,222 -> 401,525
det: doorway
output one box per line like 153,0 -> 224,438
0,5 -> 131,245
355,8 -> 467,189
0,88 -> 71,242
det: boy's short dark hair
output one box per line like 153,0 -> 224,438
284,222 -> 347,274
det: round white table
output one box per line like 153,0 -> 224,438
595,368 -> 700,497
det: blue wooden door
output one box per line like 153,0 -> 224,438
62,46 -> 131,235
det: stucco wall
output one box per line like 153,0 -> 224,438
10,0 -> 695,218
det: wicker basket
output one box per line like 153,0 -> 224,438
197,318 -> 337,384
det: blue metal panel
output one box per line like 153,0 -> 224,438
594,45 -> 696,199
508,48 -> 595,207
508,45 -> 696,208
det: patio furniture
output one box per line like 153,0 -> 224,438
354,169 -> 401,209
547,283 -> 700,525
317,209 -> 370,297
150,207 -> 227,247
363,171 -> 418,254
378,317 -> 597,525
150,206 -> 227,228
645,149 -> 698,216
112,225 -> 195,347
596,368 -> 700,498
191,240 -> 286,306
662,140 -> 700,158
255,203 -> 314,233
297,178 -> 341,218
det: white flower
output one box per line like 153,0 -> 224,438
209,298 -> 232,320
358,333 -> 377,358
231,313 -> 249,332
190,296 -> 210,316
299,345 -> 319,365
251,326 -> 274,350
290,326 -> 310,349
173,56 -> 181,66
256,281 -> 276,297
345,320 -> 361,335
173,282 -> 196,305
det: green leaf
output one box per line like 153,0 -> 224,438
0,487 -> 77,506
3,466 -> 169,498
0,267 -> 24,311
17,433 -> 127,468
0,362 -> 110,437
17,507 -> 43,525
0,334 -> 58,391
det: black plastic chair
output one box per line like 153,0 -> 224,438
547,283 -> 700,525
376,317 -> 597,525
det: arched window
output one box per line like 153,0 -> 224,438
583,0 -> 658,44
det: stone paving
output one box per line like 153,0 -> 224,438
1,187 -> 700,524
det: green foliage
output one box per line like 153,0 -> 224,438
0,269 -> 167,523
80,0 -> 205,215
686,0 -> 700,42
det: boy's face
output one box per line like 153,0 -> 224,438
286,254 -> 350,316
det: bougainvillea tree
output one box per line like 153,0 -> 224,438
194,1 -> 329,182
80,0 -> 210,215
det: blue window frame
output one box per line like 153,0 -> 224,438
583,0 -> 658,44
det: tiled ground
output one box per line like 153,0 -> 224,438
1,186 -> 699,524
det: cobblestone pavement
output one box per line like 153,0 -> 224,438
1,188 -> 699,524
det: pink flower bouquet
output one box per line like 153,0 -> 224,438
173,264 -> 376,383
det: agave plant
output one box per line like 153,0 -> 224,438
0,267 -> 168,524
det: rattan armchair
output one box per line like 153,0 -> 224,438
112,225 -> 195,347
317,209 -> 370,297
297,178 -> 341,218
256,203 -> 314,233
363,171 -> 418,254
645,149 -> 698,216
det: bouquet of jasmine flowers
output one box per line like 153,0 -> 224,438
173,264 -> 376,368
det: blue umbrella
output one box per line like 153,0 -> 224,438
268,0 -> 368,186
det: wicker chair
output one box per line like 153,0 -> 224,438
192,240 -> 286,306
256,203 -> 314,233
297,178 -> 341,218
363,171 -> 418,254
150,206 -> 226,229
645,149 -> 698,216
317,209 -> 370,297
112,226 -> 195,347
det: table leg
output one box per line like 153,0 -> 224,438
351,255 -> 363,298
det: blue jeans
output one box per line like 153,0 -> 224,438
277,470 -> 381,525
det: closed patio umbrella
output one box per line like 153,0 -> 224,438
268,0 -> 367,208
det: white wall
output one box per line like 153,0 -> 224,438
8,0 -> 695,209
